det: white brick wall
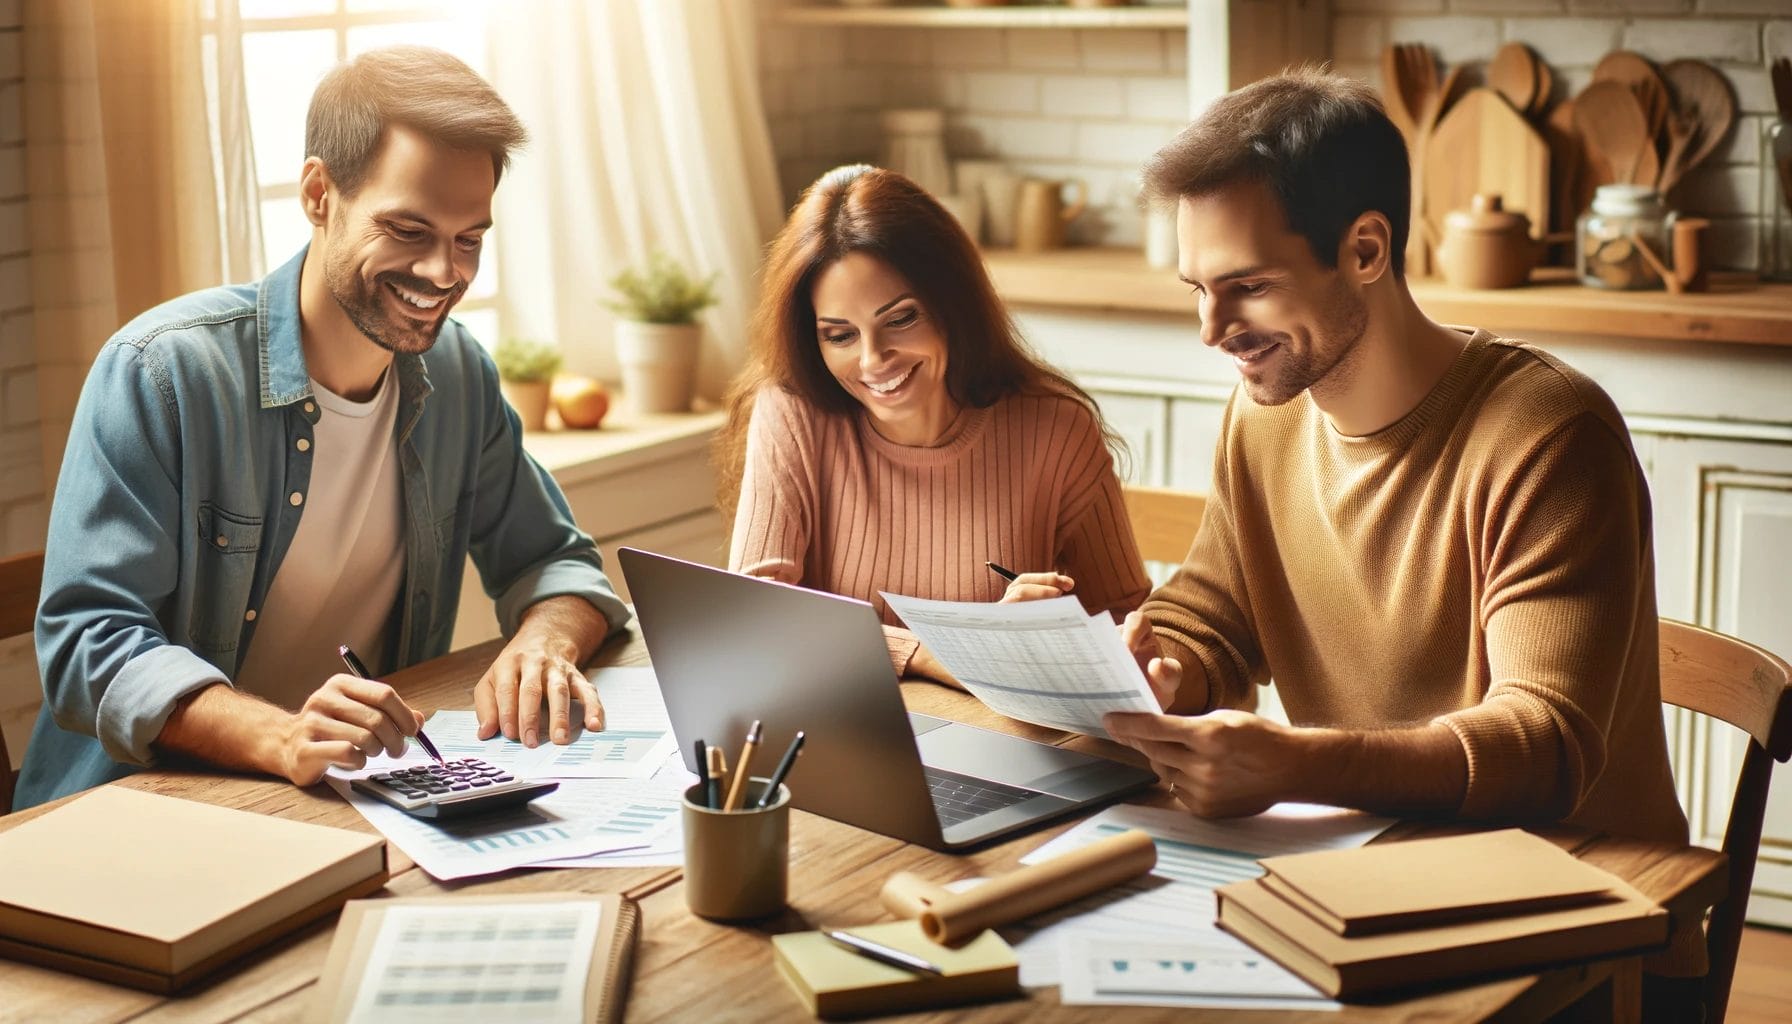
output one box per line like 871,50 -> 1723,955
1334,0 -> 1792,271
759,23 -> 1189,247
0,17 -> 44,565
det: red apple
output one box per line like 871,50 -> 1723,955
552,375 -> 611,429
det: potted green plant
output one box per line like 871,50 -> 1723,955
604,250 -> 720,414
494,337 -> 562,432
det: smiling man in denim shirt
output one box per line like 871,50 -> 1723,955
15,47 -> 629,809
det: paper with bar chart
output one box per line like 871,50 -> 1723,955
880,592 -> 1158,736
522,667 -> 679,779
347,901 -> 599,1023
326,777 -> 676,881
1002,802 -> 1391,997
1058,934 -> 1333,1012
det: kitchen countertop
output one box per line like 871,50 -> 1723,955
981,247 -> 1792,348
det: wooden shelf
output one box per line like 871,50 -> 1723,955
980,246 -> 1792,348
777,4 -> 1188,30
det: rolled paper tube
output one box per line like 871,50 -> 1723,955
879,871 -> 952,919
918,828 -> 1157,945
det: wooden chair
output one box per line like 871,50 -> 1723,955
0,550 -> 44,816
1120,484 -> 1207,566
1657,619 -> 1792,1024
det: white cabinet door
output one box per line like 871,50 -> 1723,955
1650,434 -> 1792,926
1088,391 -> 1169,486
1167,396 -> 1228,495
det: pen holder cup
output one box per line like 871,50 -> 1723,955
681,778 -> 791,921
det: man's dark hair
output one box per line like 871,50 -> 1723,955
1141,68 -> 1411,276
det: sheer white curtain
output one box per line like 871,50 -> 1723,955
24,0 -> 258,494
487,0 -> 784,399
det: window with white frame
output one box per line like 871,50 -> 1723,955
235,0 -> 501,346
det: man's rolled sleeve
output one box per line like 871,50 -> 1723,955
95,645 -> 229,767
493,553 -> 630,638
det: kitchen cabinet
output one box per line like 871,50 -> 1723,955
450,411 -> 728,649
1650,433 -> 1792,928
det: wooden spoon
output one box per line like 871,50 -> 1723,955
1575,81 -> 1656,187
1531,59 -> 1556,120
1544,99 -> 1588,238
1594,50 -> 1670,145
1488,42 -> 1540,120
1659,59 -> 1737,194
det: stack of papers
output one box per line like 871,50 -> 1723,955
997,803 -> 1394,1011
327,667 -> 695,881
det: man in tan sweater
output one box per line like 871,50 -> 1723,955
1101,70 -> 1692,968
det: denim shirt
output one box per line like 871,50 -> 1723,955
16,248 -> 629,809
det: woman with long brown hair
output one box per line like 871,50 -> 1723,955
715,164 -> 1149,683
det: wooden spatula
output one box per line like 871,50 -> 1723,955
1659,60 -> 1737,195
1575,81 -> 1656,187
1593,50 -> 1670,151
1381,45 -> 1419,145
1488,43 -> 1541,121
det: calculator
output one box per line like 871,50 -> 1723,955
350,758 -> 560,820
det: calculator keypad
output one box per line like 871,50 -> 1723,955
351,758 -> 558,819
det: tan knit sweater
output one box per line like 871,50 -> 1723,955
731,385 -> 1152,671
1146,329 -> 1686,848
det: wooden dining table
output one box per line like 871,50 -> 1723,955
0,630 -> 1729,1023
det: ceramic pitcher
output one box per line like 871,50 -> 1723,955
1014,177 -> 1088,252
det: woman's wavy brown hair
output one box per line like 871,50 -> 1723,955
714,164 -> 1125,518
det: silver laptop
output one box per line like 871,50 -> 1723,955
618,547 -> 1157,851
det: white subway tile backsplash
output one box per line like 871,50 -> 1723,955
1333,0 -> 1445,13
1567,0 -> 1691,12
965,116 -> 1082,161
0,429 -> 39,491
964,71 -> 1040,115
933,29 -> 1007,69
1700,215 -> 1758,272
1675,163 -> 1762,216
1007,29 -> 1080,70
1334,60 -> 1378,87
1623,19 -> 1760,62
1711,114 -> 1765,166
1042,75 -> 1126,119
1333,16 -> 1390,63
1076,121 -> 1176,167
3,367 -> 34,427
1764,19 -> 1792,61
0,313 -> 30,370
0,84 -> 19,146
1502,18 -> 1624,67
1126,77 -> 1188,122
1696,0 -> 1792,15
0,31 -> 18,81
0,253 -> 24,311
798,28 -> 850,67
1452,0 -> 1565,13
1385,17 -> 1503,66
0,200 -> 21,257
762,26 -> 797,73
1726,66 -> 1776,115
1081,30 -> 1164,73
1165,34 -> 1187,74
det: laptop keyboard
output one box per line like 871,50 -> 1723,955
925,766 -> 1039,827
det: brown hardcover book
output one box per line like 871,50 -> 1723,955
305,893 -> 641,1024
1255,828 -> 1621,935
0,786 -> 389,993
1216,872 -> 1668,999
772,921 -> 1019,1020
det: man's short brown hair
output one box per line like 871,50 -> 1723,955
1141,68 -> 1411,276
305,45 -> 526,196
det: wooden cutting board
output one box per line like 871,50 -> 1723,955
1424,88 -> 1550,242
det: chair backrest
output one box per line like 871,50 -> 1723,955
1657,618 -> 1792,1024
1121,485 -> 1207,566
0,550 -> 43,815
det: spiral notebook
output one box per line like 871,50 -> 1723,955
305,893 -> 640,1024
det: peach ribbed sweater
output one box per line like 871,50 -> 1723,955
1147,329 -> 1687,845
730,385 -> 1151,671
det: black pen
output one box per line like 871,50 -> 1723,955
985,561 -> 1019,583
824,929 -> 943,976
756,730 -> 806,809
694,738 -> 709,805
338,644 -> 443,763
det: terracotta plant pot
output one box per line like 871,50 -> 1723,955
615,320 -> 701,414
499,378 -> 553,432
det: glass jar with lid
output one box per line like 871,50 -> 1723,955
1577,184 -> 1676,290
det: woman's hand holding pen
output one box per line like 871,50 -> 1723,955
997,571 -> 1076,603
279,675 -> 425,785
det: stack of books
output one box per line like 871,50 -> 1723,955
1215,828 -> 1669,998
